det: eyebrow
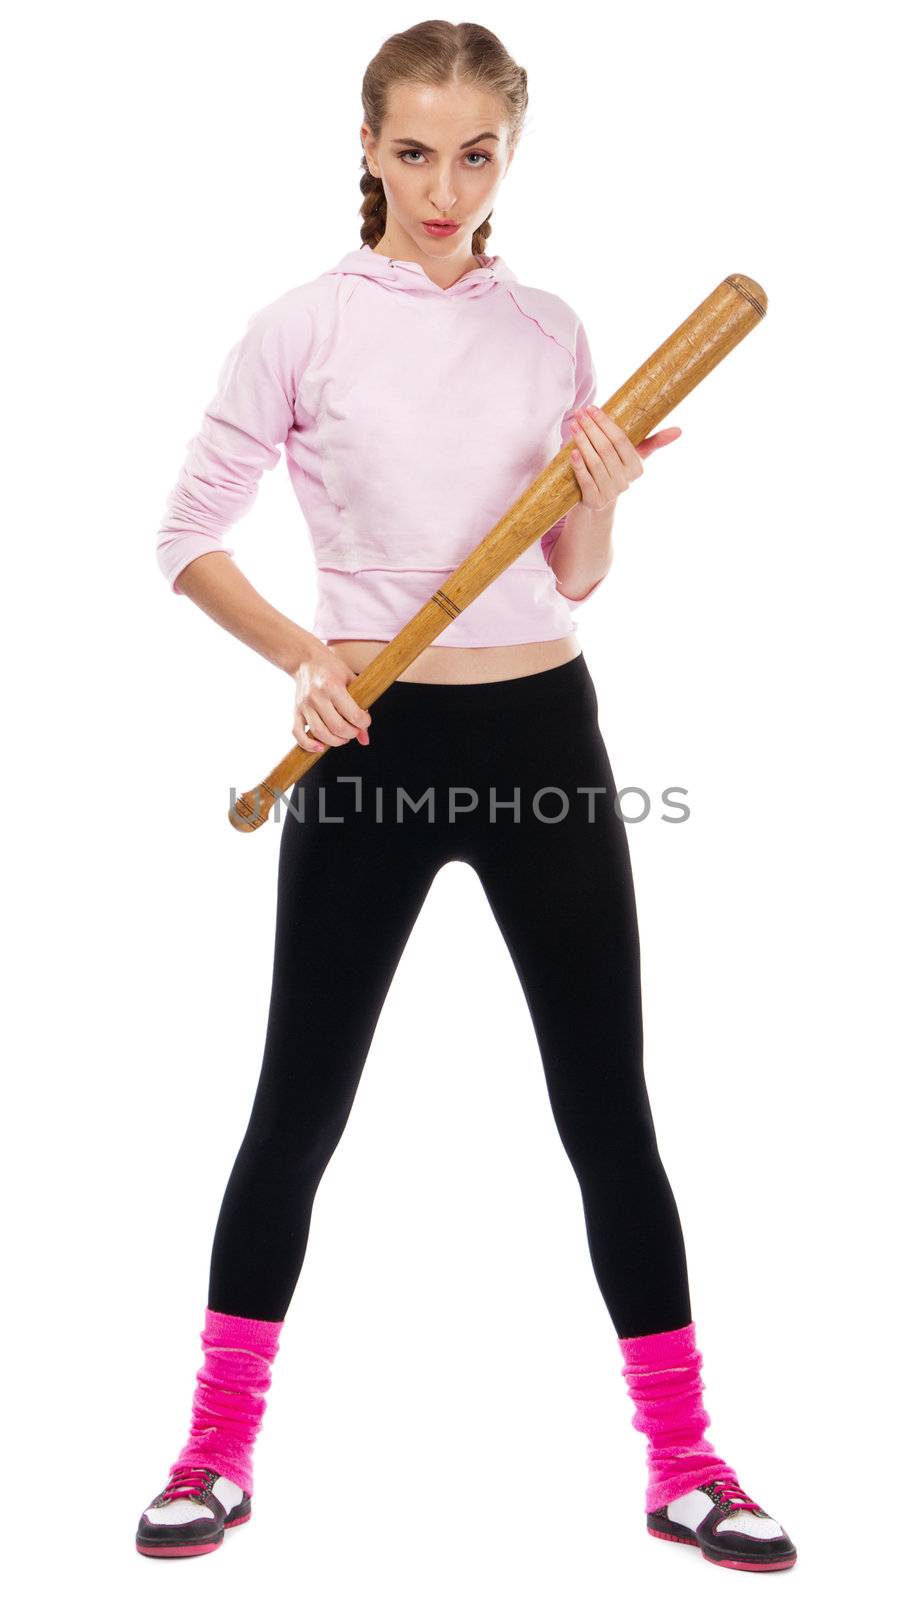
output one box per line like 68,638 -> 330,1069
390,132 -> 500,152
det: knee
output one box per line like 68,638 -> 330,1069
238,1111 -> 346,1184
558,1105 -> 661,1184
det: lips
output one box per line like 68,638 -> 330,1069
423,221 -> 460,233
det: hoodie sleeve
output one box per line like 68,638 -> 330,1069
540,317 -> 607,607
155,295 -> 313,595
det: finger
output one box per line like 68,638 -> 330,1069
571,412 -> 620,496
292,710 -> 326,752
340,687 -> 372,733
573,407 -> 625,471
310,696 -> 364,745
325,689 -> 370,743
581,405 -> 643,478
302,703 -> 350,747
637,426 -> 682,457
332,661 -> 374,744
570,444 -> 597,498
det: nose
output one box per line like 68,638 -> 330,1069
428,184 -> 458,214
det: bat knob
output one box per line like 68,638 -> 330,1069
228,787 -> 277,832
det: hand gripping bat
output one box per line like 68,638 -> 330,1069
228,272 -> 767,832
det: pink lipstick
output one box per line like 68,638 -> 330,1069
422,221 -> 460,237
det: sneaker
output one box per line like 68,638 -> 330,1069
646,1473 -> 797,1571
136,1464 -> 251,1558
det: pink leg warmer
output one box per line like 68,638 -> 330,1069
618,1320 -> 733,1513
168,1307 -> 284,1498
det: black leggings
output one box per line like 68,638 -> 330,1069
209,652 -> 692,1339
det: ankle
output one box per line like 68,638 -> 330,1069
170,1306 -> 285,1498
618,1320 -> 733,1513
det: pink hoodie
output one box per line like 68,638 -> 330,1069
155,245 -> 605,646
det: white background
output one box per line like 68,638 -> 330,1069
4,1 -> 908,1593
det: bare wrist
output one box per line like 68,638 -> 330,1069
276,628 -> 319,678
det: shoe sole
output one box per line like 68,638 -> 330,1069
647,1523 -> 797,1571
136,1508 -> 251,1558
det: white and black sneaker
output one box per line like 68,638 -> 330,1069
136,1464 -> 251,1558
646,1473 -> 797,1571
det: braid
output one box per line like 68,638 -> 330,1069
471,212 -> 494,258
358,164 -> 386,250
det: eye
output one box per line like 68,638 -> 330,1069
397,150 -> 492,167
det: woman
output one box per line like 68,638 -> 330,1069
138,20 -> 796,1573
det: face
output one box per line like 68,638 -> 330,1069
361,79 -> 514,268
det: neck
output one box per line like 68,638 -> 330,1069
370,223 -> 480,291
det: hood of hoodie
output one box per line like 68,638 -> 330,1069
326,243 -> 518,301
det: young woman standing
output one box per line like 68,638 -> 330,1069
138,20 -> 796,1573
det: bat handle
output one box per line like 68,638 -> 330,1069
227,621 -> 449,830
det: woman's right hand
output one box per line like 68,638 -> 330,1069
291,641 -> 372,753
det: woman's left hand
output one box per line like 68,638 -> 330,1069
568,404 -> 682,513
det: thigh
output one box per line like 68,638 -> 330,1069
243,755 -> 443,1155
470,718 -> 653,1162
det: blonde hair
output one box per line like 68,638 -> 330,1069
359,19 -> 528,256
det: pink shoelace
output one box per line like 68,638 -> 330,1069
159,1464 -> 215,1503
703,1471 -> 762,1513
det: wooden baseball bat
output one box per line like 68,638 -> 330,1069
229,272 -> 766,832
